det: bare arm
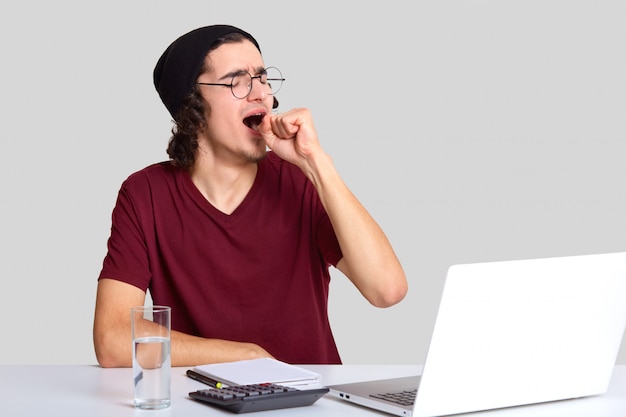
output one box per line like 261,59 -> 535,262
259,109 -> 408,307
93,278 -> 273,368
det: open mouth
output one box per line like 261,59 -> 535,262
243,113 -> 265,131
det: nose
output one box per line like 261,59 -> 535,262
247,76 -> 268,101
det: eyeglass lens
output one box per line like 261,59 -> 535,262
231,67 -> 283,99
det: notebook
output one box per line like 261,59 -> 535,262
328,252 -> 626,417
191,358 -> 322,387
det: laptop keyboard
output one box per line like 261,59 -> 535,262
370,388 -> 417,406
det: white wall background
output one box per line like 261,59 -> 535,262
1,0 -> 624,365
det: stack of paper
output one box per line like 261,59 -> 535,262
191,358 -> 323,388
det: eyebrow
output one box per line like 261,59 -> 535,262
218,66 -> 266,81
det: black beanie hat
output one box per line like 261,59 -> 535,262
153,25 -> 261,121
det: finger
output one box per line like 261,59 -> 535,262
257,114 -> 273,136
258,116 -> 277,149
270,114 -> 300,139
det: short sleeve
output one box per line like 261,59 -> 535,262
316,208 -> 343,268
98,178 -> 152,291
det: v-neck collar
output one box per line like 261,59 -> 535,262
181,160 -> 266,220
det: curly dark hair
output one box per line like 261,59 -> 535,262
166,32 -> 278,169
166,86 -> 206,169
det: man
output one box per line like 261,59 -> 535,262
93,25 -> 407,367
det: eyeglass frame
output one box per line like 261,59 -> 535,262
196,66 -> 285,99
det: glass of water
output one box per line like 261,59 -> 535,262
131,305 -> 171,409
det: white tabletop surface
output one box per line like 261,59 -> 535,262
1,364 -> 626,416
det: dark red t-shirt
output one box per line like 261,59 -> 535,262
99,152 -> 343,364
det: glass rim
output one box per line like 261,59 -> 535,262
131,305 -> 171,312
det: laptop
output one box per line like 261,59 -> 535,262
328,252 -> 626,417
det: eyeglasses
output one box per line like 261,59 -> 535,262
197,67 -> 284,99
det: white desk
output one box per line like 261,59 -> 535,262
1,365 -> 626,416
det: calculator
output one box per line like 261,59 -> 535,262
189,382 -> 329,413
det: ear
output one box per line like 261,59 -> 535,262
272,97 -> 279,109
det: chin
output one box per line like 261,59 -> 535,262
242,147 -> 268,163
